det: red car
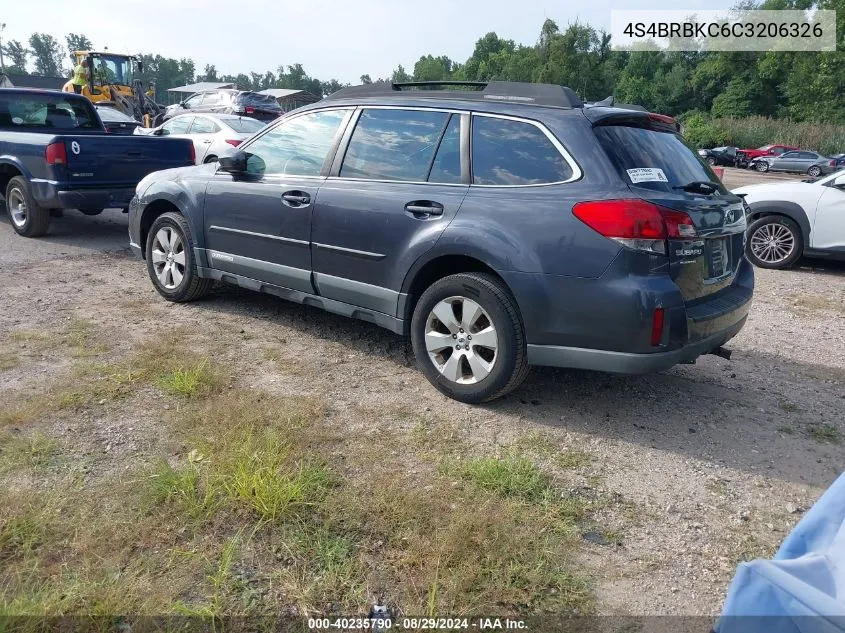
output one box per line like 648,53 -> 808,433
738,144 -> 799,161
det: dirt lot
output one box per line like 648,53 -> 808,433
1,170 -> 843,620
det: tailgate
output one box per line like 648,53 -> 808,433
592,117 -> 747,302
61,135 -> 194,187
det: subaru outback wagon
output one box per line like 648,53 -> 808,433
129,81 -> 753,403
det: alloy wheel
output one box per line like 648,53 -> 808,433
749,222 -> 795,265
424,296 -> 499,384
151,226 -> 186,289
8,188 -> 27,228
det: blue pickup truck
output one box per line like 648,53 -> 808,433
0,88 -> 194,237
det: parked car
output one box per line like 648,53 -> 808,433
750,150 -> 834,176
162,90 -> 282,124
733,170 -> 845,269
136,113 -> 267,164
129,81 -> 753,403
0,88 -> 195,237
697,146 -> 742,167
95,105 -> 142,135
738,144 -> 799,162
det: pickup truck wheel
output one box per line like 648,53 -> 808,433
411,273 -> 529,404
5,176 -> 51,237
78,208 -> 104,216
145,212 -> 213,302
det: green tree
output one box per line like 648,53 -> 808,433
412,55 -> 453,81
2,39 -> 29,73
391,64 -> 411,83
360,74 -> 372,84
65,33 -> 93,57
28,33 -> 65,76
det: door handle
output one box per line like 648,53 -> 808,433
405,201 -> 444,218
202,139 -> 212,144
282,191 -> 311,207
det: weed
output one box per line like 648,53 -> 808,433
0,511 -> 46,561
0,352 -> 19,371
777,424 -> 795,435
155,360 -> 220,398
513,432 -> 593,470
777,400 -> 799,414
807,423 -> 843,444
456,453 -> 550,502
0,431 -> 59,473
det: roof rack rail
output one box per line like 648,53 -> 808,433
325,80 -> 584,109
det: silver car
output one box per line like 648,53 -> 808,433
751,150 -> 833,177
135,113 -> 267,164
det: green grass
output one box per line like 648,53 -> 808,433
0,431 -> 60,474
807,423 -> 843,444
154,360 -> 220,398
0,352 -> 19,371
0,510 -> 47,561
457,453 -> 551,501
777,400 -> 799,414
512,432 -> 593,470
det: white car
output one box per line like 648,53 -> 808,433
733,171 -> 845,269
135,113 -> 267,164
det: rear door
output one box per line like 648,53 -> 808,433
310,107 -> 468,315
593,121 -> 747,303
187,116 -> 221,163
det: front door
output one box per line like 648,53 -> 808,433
187,115 -> 221,163
812,184 -> 845,250
311,108 -> 468,316
202,108 -> 352,293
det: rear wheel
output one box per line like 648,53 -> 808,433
807,165 -> 822,178
755,161 -> 769,173
203,155 -> 218,164
5,176 -> 51,237
746,215 -> 803,269
411,273 -> 529,403
145,212 -> 213,302
706,156 -> 717,166
78,208 -> 104,216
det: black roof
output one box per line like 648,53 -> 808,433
325,81 -> 584,109
2,73 -> 67,91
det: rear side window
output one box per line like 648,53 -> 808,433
428,115 -> 461,184
226,117 -> 265,133
471,116 -> 572,186
595,124 -> 720,192
340,109 -> 449,182
0,94 -> 99,130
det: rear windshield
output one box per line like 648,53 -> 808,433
235,92 -> 281,109
225,117 -> 266,133
97,107 -> 136,123
0,93 -> 100,131
595,124 -> 722,192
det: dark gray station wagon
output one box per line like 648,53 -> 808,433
129,81 -> 753,403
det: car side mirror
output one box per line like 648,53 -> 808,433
180,102 -> 187,109
218,150 -> 247,173
833,174 -> 845,187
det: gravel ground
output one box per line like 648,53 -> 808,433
1,172 -> 843,615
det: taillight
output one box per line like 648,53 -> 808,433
245,106 -> 255,114
225,139 -> 242,147
45,141 -> 67,165
188,142 -> 195,164
829,160 -> 836,167
651,308 -> 665,346
572,199 -> 697,255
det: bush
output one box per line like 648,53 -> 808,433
681,113 -> 845,155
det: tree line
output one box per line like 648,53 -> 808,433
2,0 -> 843,124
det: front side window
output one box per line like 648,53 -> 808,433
160,117 -> 192,135
191,118 -> 220,134
471,115 -> 573,186
340,109 -> 449,182
780,152 -> 798,159
183,94 -> 203,108
243,109 -> 347,176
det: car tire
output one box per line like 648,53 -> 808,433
78,208 -> 104,216
411,272 -> 529,404
807,165 -> 822,178
746,215 -> 803,270
755,161 -> 769,173
706,157 -> 717,166
203,155 -> 218,164
145,211 -> 213,302
5,176 -> 51,237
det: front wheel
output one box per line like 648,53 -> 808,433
706,157 -> 717,166
755,161 -> 769,173
411,273 -> 529,403
5,176 -> 51,237
145,212 -> 213,302
203,155 -> 218,164
746,216 -> 803,269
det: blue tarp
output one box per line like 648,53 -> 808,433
717,471 -> 845,633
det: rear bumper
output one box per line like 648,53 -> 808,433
30,180 -> 135,210
527,315 -> 746,374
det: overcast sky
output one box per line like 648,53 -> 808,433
2,0 -> 734,83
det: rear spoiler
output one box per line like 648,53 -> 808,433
582,106 -> 680,133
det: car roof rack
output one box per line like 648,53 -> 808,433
325,81 -> 584,109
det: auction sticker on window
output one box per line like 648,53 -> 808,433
626,167 -> 668,183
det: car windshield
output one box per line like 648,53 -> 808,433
91,54 -> 134,86
225,117 -> 266,133
595,123 -> 725,193
0,93 -> 99,130
97,107 -> 135,122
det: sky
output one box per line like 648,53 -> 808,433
2,0 -> 735,83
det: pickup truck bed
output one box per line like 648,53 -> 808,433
0,88 -> 194,237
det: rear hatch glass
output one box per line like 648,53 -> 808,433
235,92 -> 282,110
594,121 -> 747,302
